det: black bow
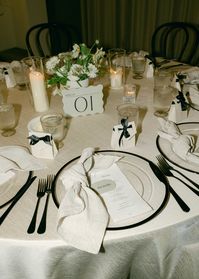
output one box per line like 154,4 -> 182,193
28,134 -> 52,145
118,118 -> 132,146
176,91 -> 188,111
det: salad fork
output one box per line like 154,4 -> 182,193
37,175 -> 55,234
27,179 -> 46,234
156,156 -> 199,196
156,155 -> 199,189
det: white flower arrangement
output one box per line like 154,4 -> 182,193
45,40 -> 105,93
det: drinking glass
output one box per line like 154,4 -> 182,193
11,61 -> 27,90
153,70 -> 175,117
117,103 -> 139,127
40,112 -> 65,148
0,76 -> 7,104
132,56 -> 146,79
0,103 -> 16,136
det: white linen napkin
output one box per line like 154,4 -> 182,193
57,147 -> 121,254
0,145 -> 46,173
157,118 -> 199,163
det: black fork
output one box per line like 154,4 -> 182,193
156,155 -> 199,190
27,179 -> 46,234
37,175 -> 54,234
156,156 -> 199,197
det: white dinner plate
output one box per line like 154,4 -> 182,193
52,150 -> 169,230
156,122 -> 199,173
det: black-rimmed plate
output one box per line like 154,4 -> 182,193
156,122 -> 199,173
52,150 -> 169,230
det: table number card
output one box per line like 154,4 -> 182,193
62,84 -> 104,117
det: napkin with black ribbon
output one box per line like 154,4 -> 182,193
158,118 -> 199,164
57,148 -> 121,254
111,119 -> 137,150
168,91 -> 189,123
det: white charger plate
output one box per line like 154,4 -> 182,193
52,150 -> 169,230
156,122 -> 199,173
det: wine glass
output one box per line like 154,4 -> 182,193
132,56 -> 146,79
0,103 -> 16,136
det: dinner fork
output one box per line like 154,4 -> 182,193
156,155 -> 199,190
37,175 -> 55,234
27,179 -> 46,234
156,156 -> 199,197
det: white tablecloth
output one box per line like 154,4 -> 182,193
0,71 -> 199,279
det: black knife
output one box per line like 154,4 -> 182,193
149,161 -> 190,212
0,175 -> 37,225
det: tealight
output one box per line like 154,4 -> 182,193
110,68 -> 123,89
123,83 -> 136,103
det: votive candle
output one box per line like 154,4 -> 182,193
110,68 -> 123,88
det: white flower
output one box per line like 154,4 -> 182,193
46,56 -> 60,74
46,40 -> 105,88
93,48 -> 105,64
72,44 -> 80,58
87,64 -> 98,78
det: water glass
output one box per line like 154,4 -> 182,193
153,70 -> 175,117
132,56 -> 146,79
117,103 -> 139,127
0,103 -> 16,136
40,112 -> 65,148
0,77 -> 7,104
11,61 -> 27,90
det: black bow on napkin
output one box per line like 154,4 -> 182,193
118,118 -> 132,146
176,91 -> 189,111
28,134 -> 52,145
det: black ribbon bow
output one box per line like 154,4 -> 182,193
176,91 -> 188,111
28,134 -> 52,145
118,118 -> 132,146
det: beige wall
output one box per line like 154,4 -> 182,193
0,0 -> 47,51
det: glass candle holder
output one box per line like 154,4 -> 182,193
108,48 -> 126,89
21,56 -> 49,112
123,83 -> 136,103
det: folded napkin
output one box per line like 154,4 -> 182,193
158,118 -> 199,163
57,148 -> 121,254
182,67 -> 199,84
0,146 -> 46,173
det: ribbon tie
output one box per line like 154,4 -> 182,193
28,134 -> 52,145
118,118 -> 132,146
176,91 -> 188,111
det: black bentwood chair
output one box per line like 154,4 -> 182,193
151,22 -> 199,66
25,22 -> 74,57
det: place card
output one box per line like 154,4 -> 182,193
90,164 -> 152,223
28,131 -> 58,159
111,121 -> 137,150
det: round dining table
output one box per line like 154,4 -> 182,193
0,68 -> 199,279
